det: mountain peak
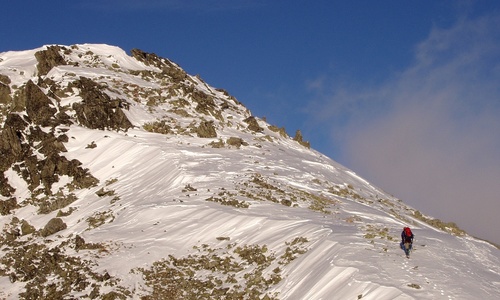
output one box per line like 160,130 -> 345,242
0,44 -> 498,299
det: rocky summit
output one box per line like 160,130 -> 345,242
0,44 -> 499,299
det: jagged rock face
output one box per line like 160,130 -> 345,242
131,48 -> 187,82
72,77 -> 133,131
192,90 -> 221,118
34,45 -> 67,76
196,120 -> 217,138
0,176 -> 15,197
25,80 -> 57,126
130,48 -> 162,67
0,82 -> 11,104
0,74 -> 11,107
244,116 -> 264,133
29,126 -> 68,155
0,198 -> 17,215
0,112 -> 97,196
1,46 -> 136,201
18,147 -> 99,194
0,113 -> 29,170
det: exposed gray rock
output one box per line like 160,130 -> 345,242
0,173 -> 15,197
0,112 -> 97,195
0,74 -> 11,85
25,80 -> 57,126
21,219 -> 36,235
72,77 -> 132,131
227,137 -> 248,148
196,120 -> 217,138
34,45 -> 67,76
40,217 -> 67,237
0,198 -> 17,215
131,48 -> 187,82
193,90 -> 219,118
29,126 -> 67,154
244,116 -> 264,133
0,82 -> 12,104
0,114 -> 29,170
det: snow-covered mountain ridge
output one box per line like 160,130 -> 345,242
0,44 -> 498,299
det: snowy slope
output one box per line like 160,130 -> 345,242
0,44 -> 499,299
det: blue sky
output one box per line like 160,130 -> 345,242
2,0 -> 500,244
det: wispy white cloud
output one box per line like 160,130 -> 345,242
310,13 -> 500,244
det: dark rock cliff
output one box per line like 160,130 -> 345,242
34,45 -> 67,76
72,77 -> 133,131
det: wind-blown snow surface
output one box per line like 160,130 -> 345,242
1,44 -> 499,299
59,129 -> 500,299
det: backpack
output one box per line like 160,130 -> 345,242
404,227 -> 412,237
403,227 -> 413,242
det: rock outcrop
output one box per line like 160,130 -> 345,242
0,113 -> 28,170
0,110 -> 98,197
196,120 -> 217,138
72,77 -> 133,131
34,45 -> 67,76
244,116 -> 264,133
25,80 -> 57,126
0,82 -> 12,104
131,48 -> 187,82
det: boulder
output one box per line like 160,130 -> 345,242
21,220 -> 36,235
40,217 -> 67,237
